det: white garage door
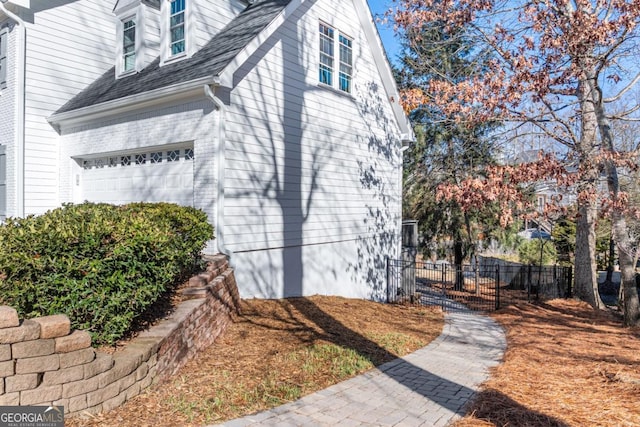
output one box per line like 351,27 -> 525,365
79,145 -> 194,206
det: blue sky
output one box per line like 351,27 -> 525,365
367,0 -> 401,64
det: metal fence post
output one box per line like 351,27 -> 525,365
386,257 -> 390,303
495,265 -> 500,310
527,264 -> 532,301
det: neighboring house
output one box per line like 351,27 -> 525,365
0,0 -> 412,300
511,149 -> 576,236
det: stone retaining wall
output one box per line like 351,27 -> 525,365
0,254 -> 239,417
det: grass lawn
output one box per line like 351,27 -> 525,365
455,299 -> 640,427
67,295 -> 443,427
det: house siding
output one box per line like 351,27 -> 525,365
19,1 -> 115,215
53,0 -> 403,301
0,20 -> 16,219
142,4 -> 161,67
192,0 -> 245,52
223,0 -> 402,299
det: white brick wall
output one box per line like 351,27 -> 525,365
59,99 -> 218,224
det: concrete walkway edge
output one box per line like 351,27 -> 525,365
208,307 -> 507,427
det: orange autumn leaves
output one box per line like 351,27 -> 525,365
435,153 -> 572,227
392,0 -> 640,224
394,0 -> 640,121
435,151 -> 640,227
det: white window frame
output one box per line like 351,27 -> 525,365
338,33 -> 353,93
122,17 -> 137,73
169,0 -> 185,56
115,6 -> 144,78
318,22 -> 334,87
318,21 -> 354,94
160,0 -> 193,65
0,27 -> 7,90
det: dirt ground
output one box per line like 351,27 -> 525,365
455,299 -> 640,427
67,295 -> 443,427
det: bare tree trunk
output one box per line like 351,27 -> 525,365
573,77 -> 605,309
585,69 -> 640,325
613,215 -> 640,326
574,197 -> 604,308
453,238 -> 465,291
605,237 -> 615,284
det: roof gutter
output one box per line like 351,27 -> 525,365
203,83 -> 233,264
1,1 -> 25,217
48,76 -> 215,131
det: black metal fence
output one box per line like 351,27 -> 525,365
387,258 -> 573,312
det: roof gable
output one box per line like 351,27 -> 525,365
56,0 -> 292,115
351,0 -> 412,140
52,0 -> 412,139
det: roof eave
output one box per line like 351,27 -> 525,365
1,0 -> 30,8
354,0 -> 414,142
48,76 -> 217,131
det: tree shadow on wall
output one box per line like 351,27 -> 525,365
224,0 -> 331,298
348,80 -> 402,301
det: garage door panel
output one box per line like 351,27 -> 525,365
80,148 -> 194,206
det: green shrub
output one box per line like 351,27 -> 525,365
517,239 -> 557,266
0,202 -> 214,345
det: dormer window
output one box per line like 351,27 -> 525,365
169,0 -> 186,56
114,0 -> 161,78
160,0 -> 190,65
318,22 -> 354,94
123,18 -> 137,72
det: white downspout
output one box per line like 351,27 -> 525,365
0,1 -> 25,217
203,84 -> 233,264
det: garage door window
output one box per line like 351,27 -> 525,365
150,152 -> 162,163
82,147 -> 194,170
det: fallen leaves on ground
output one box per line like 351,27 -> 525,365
455,299 -> 640,427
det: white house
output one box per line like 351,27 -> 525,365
0,0 -> 412,300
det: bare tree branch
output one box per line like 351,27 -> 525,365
603,72 -> 640,103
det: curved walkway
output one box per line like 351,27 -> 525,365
209,307 -> 506,427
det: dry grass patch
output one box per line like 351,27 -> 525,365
68,295 -> 443,427
455,299 -> 640,427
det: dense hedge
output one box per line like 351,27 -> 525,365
0,202 -> 214,345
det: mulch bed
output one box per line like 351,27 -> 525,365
67,295 -> 443,427
455,299 -> 640,427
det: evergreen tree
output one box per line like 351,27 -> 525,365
398,21 -> 498,290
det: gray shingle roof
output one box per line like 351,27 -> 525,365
57,0 -> 291,114
141,0 -> 161,9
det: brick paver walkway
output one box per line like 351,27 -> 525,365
208,306 -> 506,427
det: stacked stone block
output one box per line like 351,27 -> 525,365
0,254 -> 239,418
